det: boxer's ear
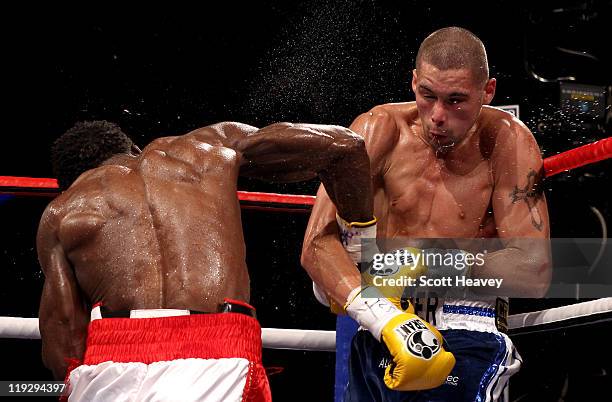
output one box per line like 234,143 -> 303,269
483,78 -> 496,105
411,69 -> 418,94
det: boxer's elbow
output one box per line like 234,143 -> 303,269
331,128 -> 366,159
343,134 -> 367,156
301,231 -> 334,273
300,236 -> 318,272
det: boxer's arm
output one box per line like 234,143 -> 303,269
302,185 -> 363,306
229,121 -> 374,222
37,209 -> 88,380
474,122 -> 552,297
301,108 -> 399,305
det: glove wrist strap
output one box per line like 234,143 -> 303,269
345,286 -> 401,341
336,214 -> 377,265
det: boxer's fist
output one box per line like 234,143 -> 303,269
314,281 -> 413,315
345,286 -> 455,391
381,313 -> 455,391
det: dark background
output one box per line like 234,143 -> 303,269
1,1 -> 610,401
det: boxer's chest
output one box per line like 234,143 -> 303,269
381,150 -> 494,238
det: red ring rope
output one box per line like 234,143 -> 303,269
1,137 -> 610,206
543,137 -> 611,177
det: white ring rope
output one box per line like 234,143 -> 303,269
507,297 -> 612,330
0,317 -> 39,340
262,328 -> 336,352
1,298 -> 611,351
0,317 -> 336,351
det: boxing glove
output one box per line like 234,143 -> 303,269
345,286 -> 455,391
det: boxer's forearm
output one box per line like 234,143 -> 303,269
235,122 -> 373,222
40,312 -> 87,380
41,332 -> 79,380
38,265 -> 88,380
302,181 -> 374,305
471,244 -> 552,297
301,229 -> 362,305
318,144 -> 373,223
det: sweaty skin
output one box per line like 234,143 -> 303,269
302,64 -> 551,310
38,121 -> 373,380
358,103 -> 542,240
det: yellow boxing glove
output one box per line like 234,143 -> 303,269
381,313 -> 455,391
345,286 -> 455,391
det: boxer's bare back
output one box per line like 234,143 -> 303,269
40,132 -> 249,313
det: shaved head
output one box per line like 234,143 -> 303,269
416,27 -> 489,86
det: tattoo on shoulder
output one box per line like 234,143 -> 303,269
509,168 -> 545,231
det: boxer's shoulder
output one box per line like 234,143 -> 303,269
352,103 -> 412,161
141,133 -> 240,173
54,166 -> 140,212
480,106 -> 533,139
363,102 -> 417,125
479,106 -> 539,157
38,173 -> 109,246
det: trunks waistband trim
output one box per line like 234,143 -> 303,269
91,299 -> 256,321
442,304 -> 496,318
82,308 -> 262,366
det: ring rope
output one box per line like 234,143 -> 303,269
508,297 -> 612,336
1,298 -> 610,350
1,137 -> 610,204
0,317 -> 336,351
543,137 -> 611,177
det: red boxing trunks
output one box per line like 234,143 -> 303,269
66,301 -> 271,402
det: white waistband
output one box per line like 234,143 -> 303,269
90,306 -> 191,321
435,298 -> 503,333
